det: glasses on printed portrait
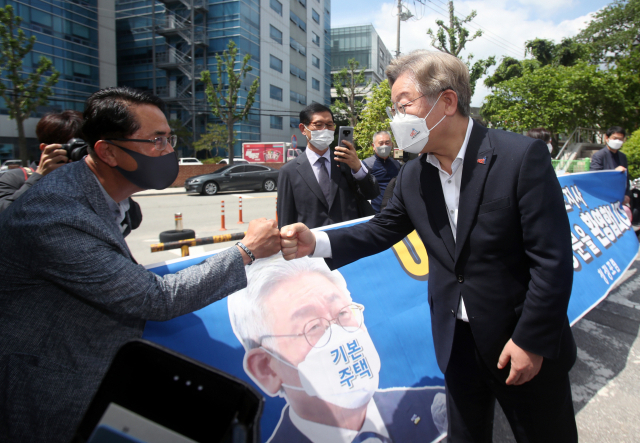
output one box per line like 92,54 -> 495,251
107,135 -> 178,152
306,122 -> 336,131
259,303 -> 365,349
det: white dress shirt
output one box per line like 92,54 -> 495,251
305,146 -> 368,183
286,398 -> 391,443
92,174 -> 130,233
311,118 -> 474,321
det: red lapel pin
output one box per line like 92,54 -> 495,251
477,156 -> 487,165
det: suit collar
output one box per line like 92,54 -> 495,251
455,120 -> 493,262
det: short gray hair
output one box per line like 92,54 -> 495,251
227,254 -> 351,352
386,50 -> 471,117
372,131 -> 392,144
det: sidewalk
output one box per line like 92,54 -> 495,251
133,187 -> 188,197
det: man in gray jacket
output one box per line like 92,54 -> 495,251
0,87 -> 281,442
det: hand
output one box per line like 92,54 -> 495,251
280,223 -> 316,260
334,140 -> 361,173
36,143 -> 69,176
624,195 -> 631,205
497,339 -> 543,386
240,218 -> 280,264
615,165 -> 627,173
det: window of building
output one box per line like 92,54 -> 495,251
312,32 -> 320,46
270,55 -> 283,73
299,0 -> 306,7
312,78 -> 320,91
312,9 -> 320,23
290,91 -> 307,105
290,64 -> 307,81
270,85 -> 283,101
270,0 -> 283,16
290,37 -> 306,56
290,11 -> 306,32
270,25 -> 283,44
312,55 -> 320,68
290,117 -> 301,128
270,116 -> 283,130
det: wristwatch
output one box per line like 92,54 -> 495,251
236,241 -> 256,265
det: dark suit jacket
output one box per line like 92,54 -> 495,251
268,388 -> 446,443
324,121 -> 577,381
0,160 -> 248,443
277,150 -> 379,229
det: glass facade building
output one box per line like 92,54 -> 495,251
116,0 -> 331,157
0,0 -> 115,161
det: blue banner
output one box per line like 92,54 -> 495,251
143,170 -> 637,443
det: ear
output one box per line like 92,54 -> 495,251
299,123 -> 308,138
39,143 -> 46,152
245,348 -> 282,396
93,140 -> 119,167
442,90 -> 459,117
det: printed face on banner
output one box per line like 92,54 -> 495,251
227,256 -> 447,443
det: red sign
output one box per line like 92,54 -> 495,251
243,143 -> 285,163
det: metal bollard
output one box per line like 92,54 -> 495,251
220,200 -> 227,231
175,213 -> 183,231
181,244 -> 190,257
238,196 -> 244,224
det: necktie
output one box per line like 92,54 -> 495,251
351,431 -> 393,443
317,156 -> 331,203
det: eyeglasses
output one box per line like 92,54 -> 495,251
259,303 -> 365,349
306,122 -> 336,131
386,94 -> 425,119
107,135 -> 178,152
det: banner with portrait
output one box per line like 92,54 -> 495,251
142,170 -> 637,442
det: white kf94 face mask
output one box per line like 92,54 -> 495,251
389,92 -> 446,154
305,127 -> 335,150
262,325 -> 381,410
608,139 -> 624,151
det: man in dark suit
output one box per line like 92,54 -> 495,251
277,103 -> 379,229
590,125 -> 630,204
0,87 -> 281,443
280,50 -> 577,442
228,255 -> 447,443
363,131 -> 402,214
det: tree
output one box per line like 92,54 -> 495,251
0,5 -> 59,164
201,40 -> 259,165
168,119 -> 193,152
332,58 -> 370,128
193,123 -> 229,158
622,127 -> 640,179
426,0 -> 496,96
481,62 -> 625,139
525,38 -> 586,67
354,80 -> 393,159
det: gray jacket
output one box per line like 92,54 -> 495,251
0,160 -> 247,442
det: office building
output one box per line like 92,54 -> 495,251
0,0 -> 116,162
116,0 -> 332,156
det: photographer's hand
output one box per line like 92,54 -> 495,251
334,140 -> 361,173
36,144 -> 69,176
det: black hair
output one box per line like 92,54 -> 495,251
606,126 -> 626,138
35,110 -> 84,144
526,127 -> 551,144
82,86 -> 166,154
299,103 -> 334,126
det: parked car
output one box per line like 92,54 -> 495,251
0,159 -> 22,172
178,157 -> 203,165
217,158 -> 248,165
185,164 -> 279,195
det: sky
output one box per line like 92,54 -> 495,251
331,0 -> 613,107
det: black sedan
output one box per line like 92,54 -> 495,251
184,164 -> 279,196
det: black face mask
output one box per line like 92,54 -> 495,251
111,144 -> 179,190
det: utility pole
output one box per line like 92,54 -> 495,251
396,0 -> 401,57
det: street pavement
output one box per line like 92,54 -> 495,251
128,191 -> 640,442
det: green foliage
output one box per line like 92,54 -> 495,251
623,128 -> 640,179
331,58 -> 370,128
354,80 -> 393,159
193,123 -> 230,158
201,40 -> 259,165
201,157 -> 223,165
481,62 -> 625,137
576,0 -> 640,64
426,0 -> 496,96
168,119 -> 193,150
525,38 -> 587,67
0,5 -> 60,163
